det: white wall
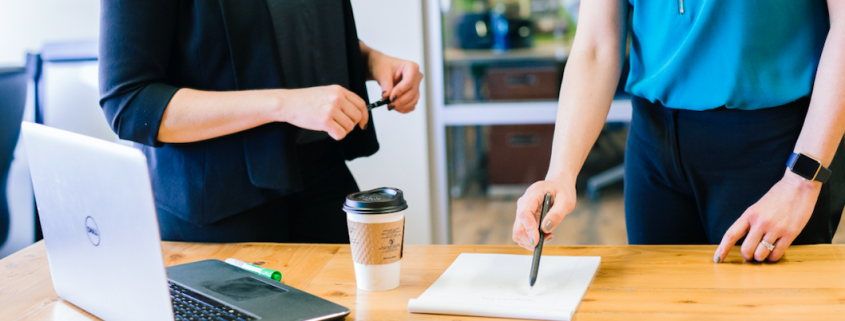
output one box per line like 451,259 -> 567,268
0,0 -> 100,66
349,0 -> 433,244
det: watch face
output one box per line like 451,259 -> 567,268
792,154 -> 820,180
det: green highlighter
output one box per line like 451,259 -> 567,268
225,258 -> 282,282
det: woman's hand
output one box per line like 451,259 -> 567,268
365,49 -> 423,114
277,85 -> 369,141
714,172 -> 821,263
512,180 -> 577,250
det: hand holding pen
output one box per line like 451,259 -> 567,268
365,46 -> 424,114
512,180 -> 576,251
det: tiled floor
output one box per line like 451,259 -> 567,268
451,189 -> 845,246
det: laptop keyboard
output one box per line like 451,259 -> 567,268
169,281 -> 257,321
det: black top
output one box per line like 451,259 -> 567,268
99,0 -> 378,225
267,0 -> 348,144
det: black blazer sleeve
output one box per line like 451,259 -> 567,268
98,0 -> 181,147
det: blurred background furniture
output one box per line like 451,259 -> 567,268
0,41 -> 110,259
0,55 -> 38,258
0,67 -> 28,249
37,41 -> 123,143
426,0 -> 631,244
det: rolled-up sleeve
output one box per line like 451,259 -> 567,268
99,0 -> 180,147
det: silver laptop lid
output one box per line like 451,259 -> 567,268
22,122 -> 174,321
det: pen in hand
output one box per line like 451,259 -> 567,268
529,193 -> 552,288
367,97 -> 391,110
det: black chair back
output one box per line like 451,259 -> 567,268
0,66 -> 28,246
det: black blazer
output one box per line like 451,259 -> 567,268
99,0 -> 378,225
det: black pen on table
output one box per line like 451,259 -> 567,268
529,193 -> 552,288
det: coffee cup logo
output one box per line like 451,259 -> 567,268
85,216 -> 100,246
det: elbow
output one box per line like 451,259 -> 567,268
100,96 -> 136,143
574,40 -> 624,68
99,96 -> 124,137
99,83 -> 175,147
570,24 -> 626,69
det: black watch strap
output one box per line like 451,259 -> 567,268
816,166 -> 832,183
787,152 -> 832,183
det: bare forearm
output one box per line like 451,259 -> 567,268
157,88 -> 280,143
546,51 -> 624,184
546,1 -> 628,185
795,20 -> 845,167
359,40 -> 384,81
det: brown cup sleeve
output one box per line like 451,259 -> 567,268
347,218 -> 405,265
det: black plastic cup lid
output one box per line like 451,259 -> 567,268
343,187 -> 408,214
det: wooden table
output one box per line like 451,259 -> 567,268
3,242 -> 845,320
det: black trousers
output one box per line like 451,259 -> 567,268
157,139 -> 358,243
624,96 -> 845,245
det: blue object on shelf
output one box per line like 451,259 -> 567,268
491,11 -> 533,50
456,13 -> 494,49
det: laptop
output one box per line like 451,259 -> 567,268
21,122 -> 350,321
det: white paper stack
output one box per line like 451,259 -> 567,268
408,253 -> 601,321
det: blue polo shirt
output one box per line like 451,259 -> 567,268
625,0 -> 830,110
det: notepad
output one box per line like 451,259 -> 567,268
408,253 -> 601,321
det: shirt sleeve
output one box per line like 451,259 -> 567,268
98,0 -> 181,147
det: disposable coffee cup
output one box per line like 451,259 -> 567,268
343,187 -> 408,291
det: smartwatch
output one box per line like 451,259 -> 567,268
786,152 -> 831,183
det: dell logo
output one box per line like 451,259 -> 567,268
85,216 -> 100,246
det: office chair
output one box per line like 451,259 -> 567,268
0,67 -> 29,246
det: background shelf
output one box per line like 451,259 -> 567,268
441,99 -> 631,126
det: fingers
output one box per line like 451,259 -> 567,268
322,85 -> 367,137
512,216 -> 555,251
376,72 -> 394,102
740,222 -> 766,262
753,234 -> 779,262
342,89 -> 369,129
391,89 -> 419,114
768,231 -> 797,262
513,181 -> 574,251
512,210 -> 539,250
513,212 -> 533,250
520,210 -> 540,249
388,63 -> 422,108
512,219 -> 531,250
515,189 -> 542,217
324,119 -> 348,141
339,99 -> 364,130
540,194 -> 574,234
714,217 -> 750,263
319,89 -> 353,140
388,64 -> 414,99
330,107 -> 356,137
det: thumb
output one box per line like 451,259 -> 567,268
376,71 -> 394,101
540,194 -> 574,234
